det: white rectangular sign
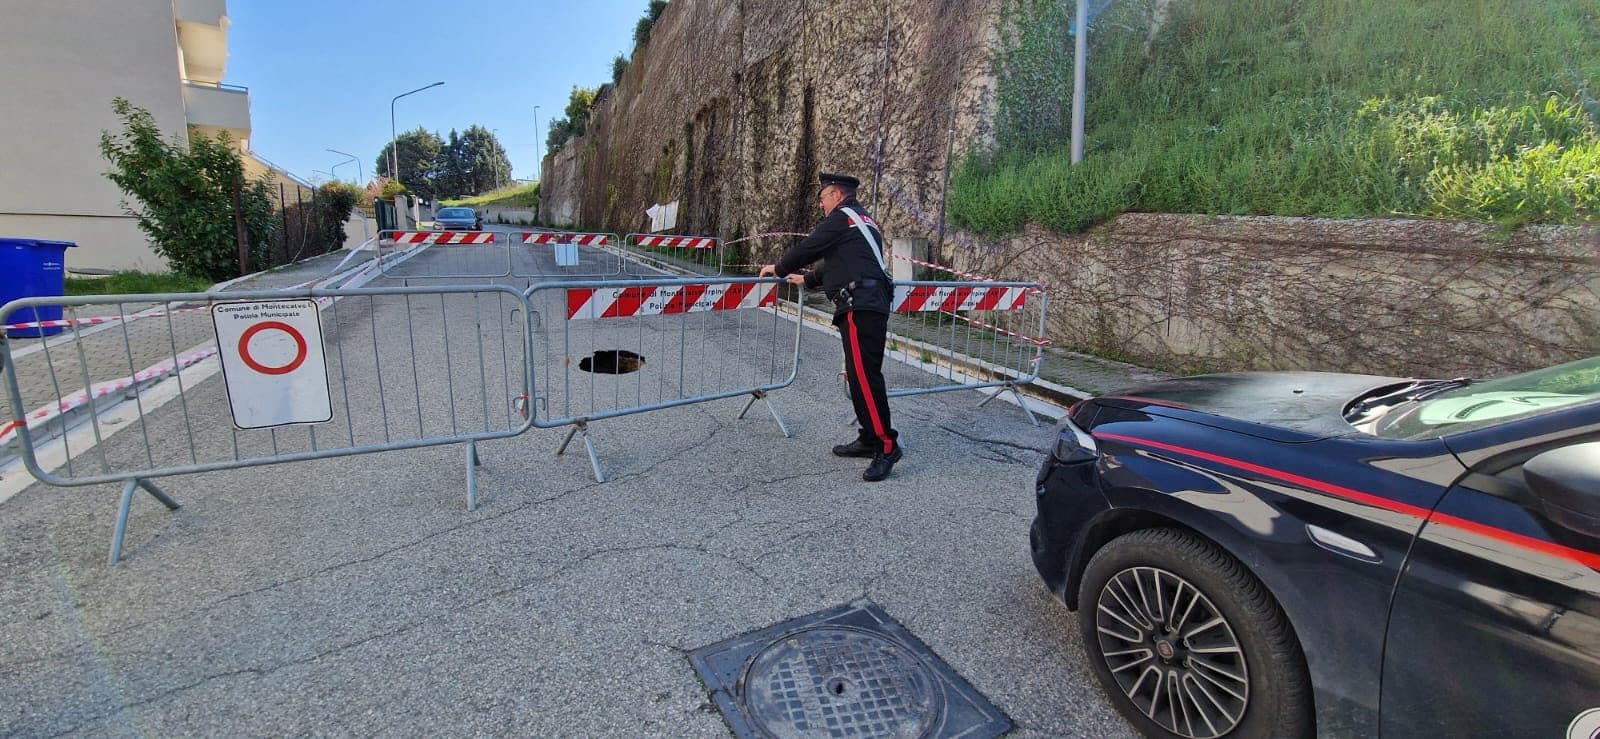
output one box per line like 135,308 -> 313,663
211,299 -> 333,429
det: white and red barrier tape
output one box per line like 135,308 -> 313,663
2,268 -> 364,332
0,347 -> 218,447
522,232 -> 610,246
391,231 -> 495,245
632,235 -> 718,250
567,282 -> 777,320
891,284 -> 1030,313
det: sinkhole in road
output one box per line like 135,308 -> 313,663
578,350 -> 646,374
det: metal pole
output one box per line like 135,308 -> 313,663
1071,0 -> 1088,165
328,148 -> 362,184
390,82 -> 445,185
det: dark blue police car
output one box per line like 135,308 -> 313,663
1032,356 -> 1600,738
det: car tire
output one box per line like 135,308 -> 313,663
1077,528 -> 1312,739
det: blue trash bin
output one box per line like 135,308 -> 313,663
0,237 -> 78,338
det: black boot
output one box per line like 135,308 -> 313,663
832,439 -> 878,458
862,447 -> 903,482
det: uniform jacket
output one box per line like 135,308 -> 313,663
775,197 -> 893,317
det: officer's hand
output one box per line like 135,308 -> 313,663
758,264 -> 777,278
785,273 -> 805,286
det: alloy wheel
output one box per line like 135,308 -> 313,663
1093,566 -> 1250,738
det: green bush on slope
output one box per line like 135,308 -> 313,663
951,0 -> 1600,235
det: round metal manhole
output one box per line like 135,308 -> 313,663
740,626 -> 945,739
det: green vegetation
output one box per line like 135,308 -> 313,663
376,125 -> 511,201
951,0 -> 1600,235
546,86 -> 599,154
443,182 -> 540,209
99,98 -> 274,280
634,0 -> 668,47
65,271 -> 212,296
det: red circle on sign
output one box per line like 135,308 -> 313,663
237,321 -> 308,375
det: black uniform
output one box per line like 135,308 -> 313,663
775,193 -> 900,457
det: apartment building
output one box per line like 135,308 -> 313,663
0,0 -> 304,271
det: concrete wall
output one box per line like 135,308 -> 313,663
539,0 -> 1003,266
978,215 -> 1600,378
0,0 -> 189,271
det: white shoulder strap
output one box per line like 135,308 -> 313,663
837,206 -> 887,271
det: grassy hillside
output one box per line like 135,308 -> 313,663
950,0 -> 1600,235
442,182 -> 539,209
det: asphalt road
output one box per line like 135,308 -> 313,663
0,237 -> 1136,737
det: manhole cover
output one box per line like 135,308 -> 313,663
743,626 -> 942,738
690,600 -> 1011,739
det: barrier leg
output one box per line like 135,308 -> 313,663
976,384 -> 1041,427
738,391 -> 792,439
556,421 -> 605,483
108,477 -> 179,565
466,440 -> 481,511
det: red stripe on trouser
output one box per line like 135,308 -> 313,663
846,312 -> 893,455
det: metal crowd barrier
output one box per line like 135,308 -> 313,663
375,229 -> 512,279
513,231 -> 624,279
522,276 -> 800,482
622,233 -> 724,276
0,285 -> 532,563
882,280 -> 1049,425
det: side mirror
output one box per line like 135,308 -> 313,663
1525,441 -> 1600,537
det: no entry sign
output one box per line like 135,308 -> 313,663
211,299 -> 332,429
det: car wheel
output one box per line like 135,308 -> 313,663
1077,528 -> 1312,739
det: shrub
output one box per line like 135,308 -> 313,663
612,54 -> 629,85
99,98 -> 273,280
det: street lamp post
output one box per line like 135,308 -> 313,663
1071,0 -> 1089,164
327,148 -> 363,185
389,82 -> 444,186
492,128 -> 503,190
533,105 -> 541,158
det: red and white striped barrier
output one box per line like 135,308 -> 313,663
522,232 -> 610,246
632,235 -> 718,250
390,231 -> 496,245
0,348 -> 218,447
2,304 -> 214,332
891,284 -> 1030,313
566,282 -> 777,320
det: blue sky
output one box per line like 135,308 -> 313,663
226,0 -> 643,186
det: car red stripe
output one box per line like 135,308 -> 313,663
1094,433 -> 1600,571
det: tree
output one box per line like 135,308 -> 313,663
545,86 -> 599,155
375,127 -> 443,201
458,125 -> 511,194
99,97 -> 273,280
437,129 -> 468,199
315,181 -> 361,250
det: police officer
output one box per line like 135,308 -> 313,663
760,172 -> 902,481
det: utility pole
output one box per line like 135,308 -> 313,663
1071,0 -> 1088,164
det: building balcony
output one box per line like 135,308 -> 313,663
176,0 -> 229,83
181,80 -> 250,141
175,0 -> 227,28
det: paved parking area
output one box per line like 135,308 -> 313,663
0,246 -> 1136,737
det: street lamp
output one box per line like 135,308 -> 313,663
533,104 -> 540,157
1071,0 -> 1088,164
389,82 -> 444,185
492,128 -> 504,190
327,148 -> 363,185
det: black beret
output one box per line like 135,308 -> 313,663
819,172 -> 860,189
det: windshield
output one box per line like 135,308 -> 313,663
1371,356 -> 1600,439
437,207 -> 474,218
